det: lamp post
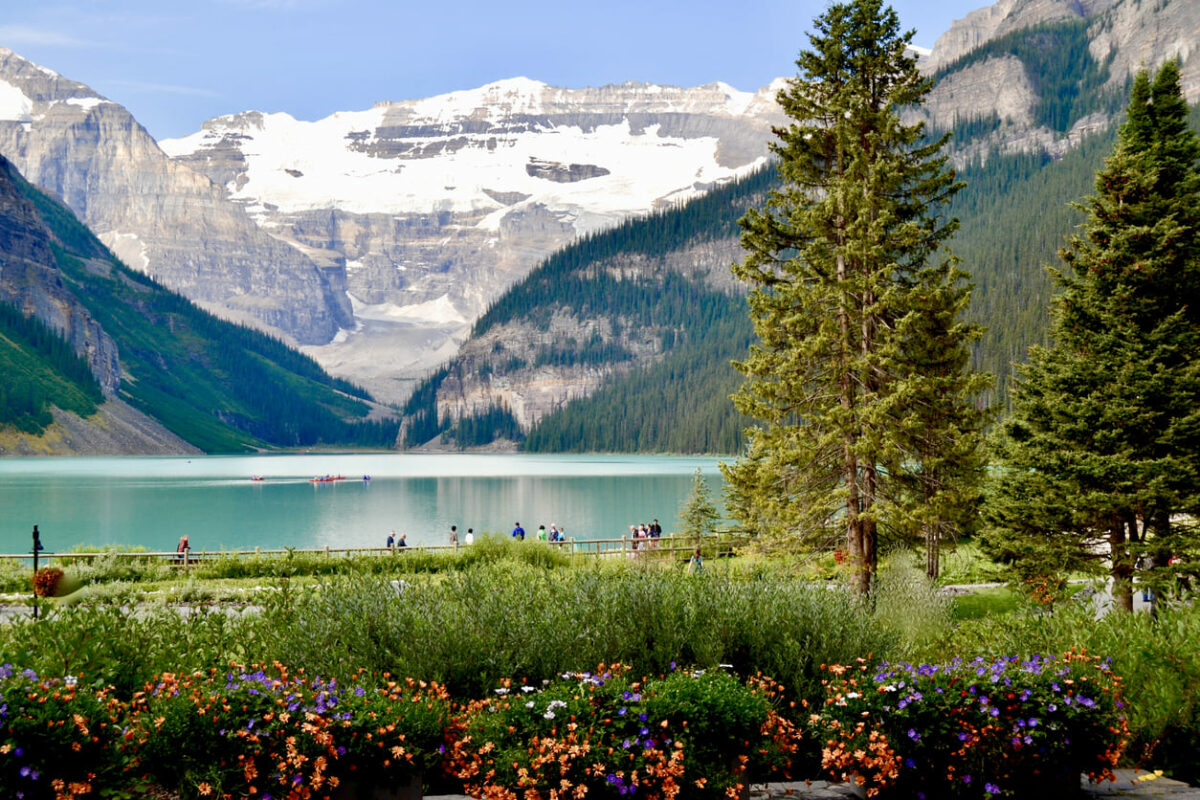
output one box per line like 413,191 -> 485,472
32,524 -> 43,619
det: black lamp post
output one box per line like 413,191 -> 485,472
32,524 -> 43,619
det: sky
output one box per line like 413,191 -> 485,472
2,1 -> 975,142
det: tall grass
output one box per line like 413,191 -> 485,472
255,560 -> 895,702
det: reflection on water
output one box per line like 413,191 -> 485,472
0,454 -> 725,553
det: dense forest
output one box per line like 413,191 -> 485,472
7,165 -> 399,451
0,301 -> 103,434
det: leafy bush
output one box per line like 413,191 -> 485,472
942,597 -> 1200,783
0,666 -> 136,799
0,605 -> 260,698
134,664 -> 451,799
447,665 -> 800,800
811,653 -> 1128,798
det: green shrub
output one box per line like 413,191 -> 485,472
447,665 -> 801,800
942,597 -> 1200,783
812,653 -> 1128,798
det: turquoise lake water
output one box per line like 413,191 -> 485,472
0,454 -> 725,554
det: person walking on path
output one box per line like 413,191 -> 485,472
397,533 -> 408,548
450,525 -> 459,546
512,522 -> 525,540
465,528 -> 474,545
386,530 -> 395,549
537,524 -> 547,541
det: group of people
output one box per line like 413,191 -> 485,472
510,522 -> 567,542
628,519 -> 663,550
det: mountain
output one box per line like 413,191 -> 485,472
396,0 -> 1200,452
0,154 -> 397,454
160,78 -> 788,401
0,48 -> 352,348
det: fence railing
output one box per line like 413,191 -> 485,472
0,533 -> 739,569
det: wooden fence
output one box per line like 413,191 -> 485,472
0,533 -> 737,569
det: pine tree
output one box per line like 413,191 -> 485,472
983,63 -> 1200,610
679,468 -> 721,540
723,0 -> 987,593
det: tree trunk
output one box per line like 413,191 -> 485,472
1109,518 -> 1133,613
925,522 -> 940,580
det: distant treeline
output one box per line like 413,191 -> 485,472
0,301 -> 102,434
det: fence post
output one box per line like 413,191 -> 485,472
622,536 -> 627,557
570,537 -> 576,557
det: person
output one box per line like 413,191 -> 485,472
650,519 -> 662,538
537,524 -> 547,541
397,533 -> 408,548
688,547 -> 704,575
465,528 -> 475,545
512,522 -> 525,540
386,530 -> 396,549
450,525 -> 459,546
176,534 -> 190,565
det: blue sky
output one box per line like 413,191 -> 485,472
2,1 -> 972,141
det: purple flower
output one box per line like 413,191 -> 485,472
986,783 -> 1000,795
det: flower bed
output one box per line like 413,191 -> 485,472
811,653 -> 1129,798
446,664 -> 801,800
133,663 -> 451,799
0,666 -> 134,800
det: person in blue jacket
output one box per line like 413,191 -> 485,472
512,522 -> 525,540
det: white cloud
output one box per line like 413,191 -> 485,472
0,24 -> 94,48
105,79 -> 220,98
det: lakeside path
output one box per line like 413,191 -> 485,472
426,771 -> 1199,800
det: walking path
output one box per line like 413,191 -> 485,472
428,771 -> 1198,800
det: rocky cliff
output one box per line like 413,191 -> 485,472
161,78 -> 788,401
0,155 -> 120,394
0,48 -> 352,346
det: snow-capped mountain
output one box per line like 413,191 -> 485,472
0,48 -> 353,348
161,77 -> 787,400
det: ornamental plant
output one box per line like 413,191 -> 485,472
133,663 -> 450,799
811,653 -> 1128,798
446,664 -> 801,800
31,567 -> 63,598
0,666 -> 136,800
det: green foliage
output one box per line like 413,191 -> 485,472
4,163 -> 396,451
0,302 -> 102,433
0,605 -> 259,698
725,0 -> 989,596
443,403 -> 523,448
678,468 -> 720,538
253,562 -> 895,703
524,304 -> 753,454
983,64 -> 1200,609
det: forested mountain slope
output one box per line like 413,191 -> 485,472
0,156 -> 398,453
397,99 -> 1200,453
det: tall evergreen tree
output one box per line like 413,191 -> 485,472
983,62 -> 1200,610
723,0 -> 988,593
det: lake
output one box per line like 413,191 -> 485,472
0,454 -> 726,554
